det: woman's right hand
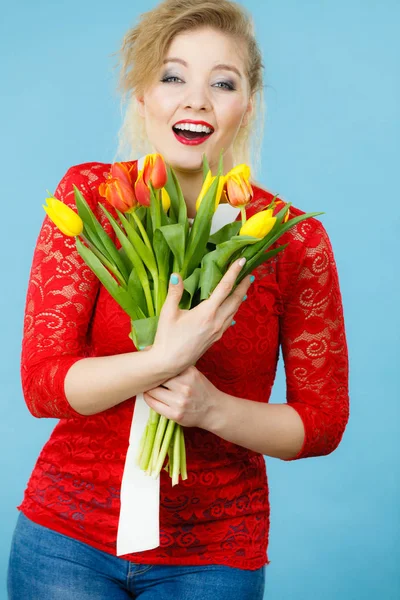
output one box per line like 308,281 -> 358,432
151,258 -> 253,374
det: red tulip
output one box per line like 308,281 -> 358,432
99,162 -> 138,213
135,170 -> 151,207
143,153 -> 167,189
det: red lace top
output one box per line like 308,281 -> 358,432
18,161 -> 349,570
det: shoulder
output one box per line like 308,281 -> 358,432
59,161 -> 112,193
250,182 -> 335,289
250,181 -> 328,246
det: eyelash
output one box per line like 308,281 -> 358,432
160,75 -> 236,91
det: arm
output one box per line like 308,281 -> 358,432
204,222 -> 350,460
21,164 -> 176,419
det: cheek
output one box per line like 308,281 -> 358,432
217,98 -> 248,136
146,88 -> 177,121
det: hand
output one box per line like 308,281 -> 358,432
152,258 -> 253,374
142,365 -> 221,429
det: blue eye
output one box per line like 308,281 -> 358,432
160,76 -> 235,91
214,81 -> 235,91
161,75 -> 182,83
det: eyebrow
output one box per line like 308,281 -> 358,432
162,57 -> 242,79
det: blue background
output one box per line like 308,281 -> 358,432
1,1 -> 399,598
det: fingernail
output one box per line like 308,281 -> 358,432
242,295 -> 247,301
238,257 -> 246,267
231,320 -> 236,326
250,275 -> 255,283
170,274 -> 179,285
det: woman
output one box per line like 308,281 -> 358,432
7,0 -> 349,598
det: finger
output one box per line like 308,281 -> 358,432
160,272 -> 184,317
143,391 -> 175,420
207,257 -> 247,310
145,386 -> 171,404
218,273 -> 253,323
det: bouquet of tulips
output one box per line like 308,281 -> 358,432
43,152 -> 323,486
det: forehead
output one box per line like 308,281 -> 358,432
164,27 -> 248,72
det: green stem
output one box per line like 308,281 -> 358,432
80,235 -> 126,286
180,426 -> 188,481
149,415 -> 168,474
168,439 -> 174,477
152,419 -> 176,479
172,425 -> 181,487
139,408 -> 160,471
136,424 -> 148,466
130,208 -> 153,252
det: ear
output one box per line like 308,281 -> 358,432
241,96 -> 254,128
136,95 -> 145,118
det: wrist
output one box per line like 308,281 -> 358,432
148,346 -> 179,381
201,388 -> 230,434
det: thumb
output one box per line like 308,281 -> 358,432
163,272 -> 184,314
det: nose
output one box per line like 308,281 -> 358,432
182,83 -> 212,112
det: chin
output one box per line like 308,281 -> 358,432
166,152 -> 205,174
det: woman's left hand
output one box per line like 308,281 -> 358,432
143,365 -> 220,429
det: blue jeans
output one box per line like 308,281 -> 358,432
7,512 -> 266,599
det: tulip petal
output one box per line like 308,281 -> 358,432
43,199 -> 83,236
135,172 -> 151,207
239,209 -> 276,239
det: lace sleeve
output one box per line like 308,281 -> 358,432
279,222 -> 350,460
20,164 -> 101,419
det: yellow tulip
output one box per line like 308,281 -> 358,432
239,209 -> 276,239
195,171 -> 226,212
225,163 -> 251,181
161,187 -> 171,212
43,197 -> 83,236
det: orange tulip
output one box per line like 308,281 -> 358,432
225,173 -> 253,208
99,161 -> 137,213
143,153 -> 168,190
135,170 -> 151,207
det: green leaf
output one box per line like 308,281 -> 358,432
180,268 -> 201,309
153,228 -> 170,313
128,268 -> 147,315
208,221 -> 242,245
157,224 -> 186,272
115,209 -> 157,274
214,235 -> 259,270
73,186 -> 130,282
149,182 -> 161,232
199,259 -> 224,300
130,316 -> 159,349
170,168 -> 188,227
183,173 -> 219,277
75,237 -> 140,320
202,153 -> 210,181
99,204 -> 155,317
164,165 -> 179,223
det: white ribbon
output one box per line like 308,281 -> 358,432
116,160 -> 241,555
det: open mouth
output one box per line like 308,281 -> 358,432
172,123 -> 214,145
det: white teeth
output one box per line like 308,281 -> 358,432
174,123 -> 212,134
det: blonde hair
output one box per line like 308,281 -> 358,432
112,0 -> 265,178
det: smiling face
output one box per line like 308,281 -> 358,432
136,27 -> 253,174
